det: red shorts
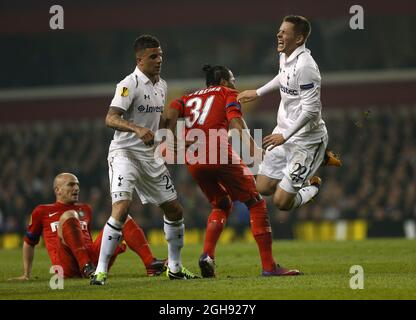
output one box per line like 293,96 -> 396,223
56,230 -> 126,278
187,161 -> 259,208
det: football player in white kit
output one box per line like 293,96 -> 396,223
91,35 -> 199,285
238,15 -> 331,212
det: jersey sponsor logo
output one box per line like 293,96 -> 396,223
137,104 -> 164,113
49,212 -> 59,217
80,221 -> 88,231
50,221 -> 59,232
121,87 -> 129,97
50,220 -> 87,232
280,85 -> 298,96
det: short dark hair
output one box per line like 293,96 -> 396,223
283,15 -> 311,41
202,64 -> 230,87
133,35 -> 160,53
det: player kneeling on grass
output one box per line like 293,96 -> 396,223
162,65 -> 301,277
9,172 -> 166,281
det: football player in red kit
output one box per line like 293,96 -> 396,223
10,173 -> 166,280
162,65 -> 301,277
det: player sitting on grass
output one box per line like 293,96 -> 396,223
9,172 -> 166,280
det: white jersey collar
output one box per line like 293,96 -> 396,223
283,44 -> 310,64
133,67 -> 157,85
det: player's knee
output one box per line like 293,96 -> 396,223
161,199 -> 183,221
256,179 -> 277,196
272,196 -> 292,211
256,176 -> 278,196
245,194 -> 264,209
111,200 -> 131,223
59,210 -> 79,224
215,196 -> 232,216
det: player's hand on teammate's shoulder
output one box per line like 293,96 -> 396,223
135,127 -> 155,146
262,133 -> 286,151
8,274 -> 30,281
237,89 -> 258,103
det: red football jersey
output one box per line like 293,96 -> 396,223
24,202 -> 93,265
170,85 -> 242,164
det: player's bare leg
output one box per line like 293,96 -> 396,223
273,176 -> 322,211
91,199 -> 129,285
58,210 -> 95,278
256,175 -> 279,196
160,199 -> 199,280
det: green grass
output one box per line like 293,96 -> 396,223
1,239 -> 415,299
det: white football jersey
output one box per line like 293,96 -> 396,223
108,67 -> 167,159
257,44 -> 327,145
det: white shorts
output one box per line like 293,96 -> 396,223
258,135 -> 328,193
108,151 -> 177,206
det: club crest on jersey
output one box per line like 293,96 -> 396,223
78,210 -> 85,218
118,175 -> 124,186
121,87 -> 129,97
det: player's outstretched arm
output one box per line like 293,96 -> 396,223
238,74 -> 281,103
237,90 -> 258,103
8,242 -> 35,281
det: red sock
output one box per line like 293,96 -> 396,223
123,218 -> 154,266
61,217 -> 91,270
249,199 -> 276,272
203,209 -> 229,258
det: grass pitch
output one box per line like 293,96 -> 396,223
1,238 -> 415,300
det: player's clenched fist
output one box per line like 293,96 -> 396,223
136,127 -> 155,146
237,90 -> 258,103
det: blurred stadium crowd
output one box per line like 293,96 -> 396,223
1,107 -> 414,238
2,15 -> 416,88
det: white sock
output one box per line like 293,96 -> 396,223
164,216 -> 184,273
95,216 -> 123,274
292,185 -> 319,209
